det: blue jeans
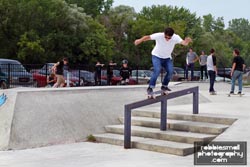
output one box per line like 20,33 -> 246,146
149,55 -> 173,88
231,70 -> 243,93
185,63 -> 194,80
208,70 -> 216,92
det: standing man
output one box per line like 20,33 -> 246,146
107,60 -> 117,85
185,48 -> 199,81
230,49 -> 246,95
134,27 -> 192,96
52,57 -> 68,88
207,49 -> 217,95
199,50 -> 208,81
95,61 -> 104,85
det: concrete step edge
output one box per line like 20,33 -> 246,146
132,110 -> 237,125
119,117 -> 228,134
105,125 -> 216,144
94,133 -> 194,156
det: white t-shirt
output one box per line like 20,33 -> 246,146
150,33 -> 183,59
207,54 -> 216,71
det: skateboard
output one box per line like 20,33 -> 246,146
228,93 -> 244,97
147,90 -> 169,99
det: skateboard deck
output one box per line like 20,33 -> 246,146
147,90 -> 169,99
228,93 -> 244,97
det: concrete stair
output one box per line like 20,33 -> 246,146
118,117 -> 229,135
132,109 -> 237,125
93,110 -> 237,156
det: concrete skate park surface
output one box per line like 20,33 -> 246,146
0,82 -> 250,167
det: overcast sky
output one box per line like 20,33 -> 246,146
113,0 -> 249,26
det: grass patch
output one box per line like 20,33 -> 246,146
87,134 -> 96,142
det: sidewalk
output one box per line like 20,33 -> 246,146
0,82 -> 249,167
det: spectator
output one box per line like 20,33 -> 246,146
199,51 -> 208,81
207,49 -> 217,95
185,48 -> 199,81
120,59 -> 131,85
107,60 -> 116,85
230,49 -> 246,95
52,57 -> 68,88
95,61 -> 104,85
46,73 -> 56,87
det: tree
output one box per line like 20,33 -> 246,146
202,14 -> 225,32
228,18 -> 250,41
65,0 -> 113,17
99,5 -> 137,64
17,30 -> 45,64
0,0 -> 95,64
79,17 -> 114,65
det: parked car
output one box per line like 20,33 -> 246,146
172,67 -> 185,81
0,58 -> 34,87
131,70 -> 153,84
0,71 -> 8,89
217,68 -> 231,79
216,75 -> 231,82
32,63 -> 82,87
71,70 -> 95,86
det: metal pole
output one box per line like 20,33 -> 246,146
193,87 -> 199,114
160,99 -> 167,131
124,105 -> 131,148
66,71 -> 70,87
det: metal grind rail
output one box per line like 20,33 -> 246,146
124,86 -> 199,148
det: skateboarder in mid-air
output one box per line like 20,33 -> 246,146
134,27 -> 192,98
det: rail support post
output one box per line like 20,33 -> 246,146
193,87 -> 199,114
124,105 -> 131,148
160,99 -> 167,131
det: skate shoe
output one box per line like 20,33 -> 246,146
161,86 -> 171,95
147,87 -> 155,99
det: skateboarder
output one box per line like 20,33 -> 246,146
52,57 -> 68,88
134,27 -> 192,97
229,49 -> 246,95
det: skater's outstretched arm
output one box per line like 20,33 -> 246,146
134,35 -> 151,46
180,37 -> 192,46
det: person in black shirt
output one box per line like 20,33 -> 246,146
107,60 -> 116,85
230,49 -> 246,94
95,61 -> 104,85
52,57 -> 68,88
120,59 -> 131,85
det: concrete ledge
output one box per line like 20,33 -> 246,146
0,85 -> 150,150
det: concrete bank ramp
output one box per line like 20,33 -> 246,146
0,86 -> 147,150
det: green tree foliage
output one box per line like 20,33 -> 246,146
99,5 -> 137,64
228,18 -> 250,41
79,17 -> 114,65
17,30 -> 45,64
65,0 -> 113,17
0,0 -> 114,65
